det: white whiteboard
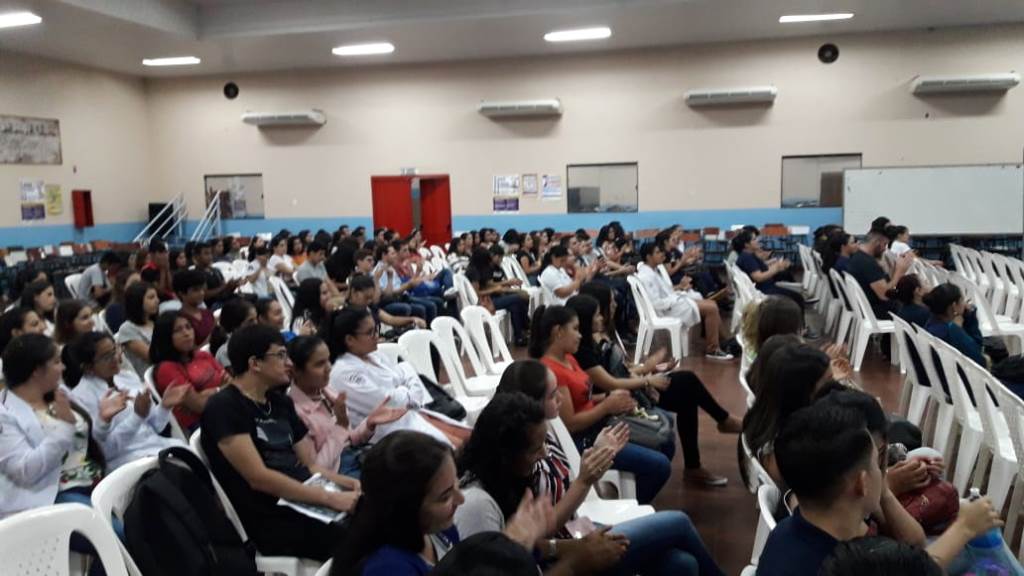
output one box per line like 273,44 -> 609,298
844,164 -> 1024,235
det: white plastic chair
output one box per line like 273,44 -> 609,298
213,261 -> 238,282
92,458 -> 157,576
430,317 -> 501,397
952,274 -> 1024,356
918,332 -> 978,481
889,314 -> 932,427
94,312 -> 113,336
452,272 -> 510,338
626,275 -> 687,363
399,328 -> 488,424
502,256 -> 541,314
460,306 -> 513,376
549,417 -> 638,503
748,484 -> 781,568
828,269 -> 856,349
958,357 -> 1017,512
998,387 -> 1024,557
314,560 -> 332,576
374,342 -> 402,365
842,273 -> 895,371
268,276 -> 295,330
65,273 -> 83,299
143,367 -> 188,442
189,431 -> 321,576
0,503 -> 130,576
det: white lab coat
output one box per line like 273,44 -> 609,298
636,263 -> 700,326
0,389 -> 76,518
329,351 -> 462,446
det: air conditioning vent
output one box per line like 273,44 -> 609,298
911,73 -> 1020,94
241,109 -> 326,126
685,86 -> 777,107
478,99 -> 562,118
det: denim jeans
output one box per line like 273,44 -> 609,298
491,292 -> 529,340
383,301 -> 426,320
608,511 -> 724,576
339,446 -> 363,480
610,441 -> 673,505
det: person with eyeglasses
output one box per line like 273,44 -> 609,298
150,310 -> 229,433
201,324 -> 359,561
64,331 -> 187,470
325,308 -> 470,449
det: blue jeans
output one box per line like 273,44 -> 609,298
608,511 -> 724,576
611,441 -> 673,505
383,301 -> 426,320
491,292 -> 529,340
339,446 -> 363,480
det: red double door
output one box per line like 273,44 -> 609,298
370,175 -> 452,246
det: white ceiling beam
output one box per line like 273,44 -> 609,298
58,0 -> 198,37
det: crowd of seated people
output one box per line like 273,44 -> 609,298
0,218 -> 1008,576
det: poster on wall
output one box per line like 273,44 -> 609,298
522,173 -> 538,196
20,202 -> 44,221
541,174 -> 562,201
493,174 -> 520,196
493,197 -> 520,213
0,115 -> 62,165
45,184 -> 62,215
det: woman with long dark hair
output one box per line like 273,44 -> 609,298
150,310 -> 227,432
19,278 -> 57,335
54,299 -> 95,347
529,304 -> 670,504
116,281 -> 160,377
567,290 -> 741,487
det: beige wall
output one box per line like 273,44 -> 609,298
0,52 -> 154,228
145,24 -> 1024,221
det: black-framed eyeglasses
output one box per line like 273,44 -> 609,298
261,349 -> 289,361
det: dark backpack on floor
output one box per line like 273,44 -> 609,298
123,446 -> 258,576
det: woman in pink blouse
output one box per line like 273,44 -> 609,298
286,335 -> 406,477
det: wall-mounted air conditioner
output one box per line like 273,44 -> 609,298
241,109 -> 326,126
478,99 -> 562,118
685,85 -> 777,107
911,73 -> 1020,95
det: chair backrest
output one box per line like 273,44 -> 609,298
212,262 -> 237,282
956,350 -> 1011,462
374,342 -> 403,365
756,483 -> 781,533
429,245 -> 446,261
95,312 -> 113,335
625,275 -> 656,326
232,259 -> 250,278
890,314 -> 926,389
922,332 -> 974,426
549,417 -> 581,478
460,306 -> 512,374
0,503 -> 131,576
656,264 -> 674,289
1003,258 -> 1024,323
828,269 -> 854,312
267,276 -> 294,328
505,255 -> 531,284
952,274 -> 1001,333
188,430 -> 250,542
430,317 -> 486,396
315,559 -> 333,576
842,273 -> 881,331
144,367 -> 188,442
65,273 -> 83,299
397,329 -> 439,382
452,273 -> 478,310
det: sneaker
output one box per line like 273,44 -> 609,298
684,468 -> 728,487
705,349 -> 734,361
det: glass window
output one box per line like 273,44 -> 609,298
781,154 -> 861,208
567,163 -> 638,213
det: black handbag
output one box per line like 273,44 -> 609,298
608,407 -> 675,451
419,374 -> 467,421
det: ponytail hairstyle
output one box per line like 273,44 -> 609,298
823,232 -> 852,273
922,283 -> 962,316
62,331 -> 115,389
540,245 -> 568,270
322,307 -> 372,361
527,305 -> 577,359
893,274 -> 922,306
565,294 -> 600,356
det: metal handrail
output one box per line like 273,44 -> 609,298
134,193 -> 186,244
191,191 -> 223,242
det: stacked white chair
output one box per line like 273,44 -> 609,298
268,276 -> 295,330
502,256 -> 542,314
451,272 -> 510,339
828,270 -> 856,349
0,504 -> 131,576
950,273 -> 1024,355
190,431 -> 321,576
889,314 -> 932,426
928,336 -> 989,494
956,356 -> 1017,511
626,275 -> 687,363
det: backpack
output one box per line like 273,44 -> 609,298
123,446 -> 259,576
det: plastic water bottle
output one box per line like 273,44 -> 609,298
963,488 -> 1024,576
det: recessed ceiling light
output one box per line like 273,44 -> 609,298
779,13 -> 854,23
544,26 -> 612,43
142,56 -> 201,67
0,11 -> 42,29
332,42 -> 395,56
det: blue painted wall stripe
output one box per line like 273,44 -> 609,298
0,208 -> 842,247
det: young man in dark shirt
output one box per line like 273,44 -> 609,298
200,324 -> 359,560
845,230 -> 914,320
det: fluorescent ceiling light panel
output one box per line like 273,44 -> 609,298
332,42 -> 395,56
142,56 -> 201,66
544,27 -> 612,43
0,11 -> 42,29
779,13 -> 854,23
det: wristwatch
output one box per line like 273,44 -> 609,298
546,538 -> 558,559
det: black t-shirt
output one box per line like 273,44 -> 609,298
737,252 -> 772,289
573,341 -> 601,371
201,385 -> 311,525
201,266 -> 226,304
756,509 -> 838,576
846,251 -> 889,317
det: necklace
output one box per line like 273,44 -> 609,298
237,385 -> 272,416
